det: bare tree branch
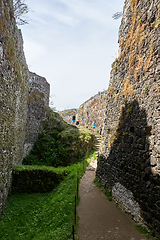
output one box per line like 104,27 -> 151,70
13,0 -> 29,25
112,12 -> 123,20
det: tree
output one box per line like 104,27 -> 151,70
13,0 -> 29,25
112,12 -> 123,20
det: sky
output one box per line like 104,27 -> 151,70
20,0 -> 124,111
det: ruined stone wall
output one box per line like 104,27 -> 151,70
59,108 -> 77,125
59,91 -> 107,130
96,0 -> 160,235
0,1 -> 50,215
23,72 -> 50,158
77,91 -> 106,129
0,0 -> 29,215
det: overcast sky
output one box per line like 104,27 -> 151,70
20,0 -> 124,111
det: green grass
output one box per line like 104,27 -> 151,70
93,151 -> 97,160
12,165 -> 71,194
94,178 -> 112,201
135,225 -> 154,239
0,153 -> 94,240
115,203 -> 122,210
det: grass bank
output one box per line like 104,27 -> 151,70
0,152 -> 95,240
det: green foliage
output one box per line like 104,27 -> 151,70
0,153 -> 94,240
93,151 -> 97,160
12,165 -> 70,193
122,132 -> 129,136
115,129 -> 121,139
114,65 -> 117,72
94,178 -> 112,201
23,109 -> 95,167
144,85 -> 148,93
115,203 -> 122,210
126,104 -> 133,116
155,21 -> 160,28
135,225 -> 154,239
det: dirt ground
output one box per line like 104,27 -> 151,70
77,157 -> 147,240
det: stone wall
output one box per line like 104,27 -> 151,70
59,91 -> 107,130
0,0 -> 50,215
77,91 -> 106,129
23,72 -> 50,158
59,108 -> 77,124
0,0 -> 29,215
96,0 -> 160,236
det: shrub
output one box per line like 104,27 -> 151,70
12,165 -> 70,193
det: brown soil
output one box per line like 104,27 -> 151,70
77,157 -> 147,240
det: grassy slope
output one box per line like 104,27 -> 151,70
23,110 -> 95,167
0,154 -> 93,240
0,109 -> 96,239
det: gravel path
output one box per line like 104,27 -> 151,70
77,157 -> 147,240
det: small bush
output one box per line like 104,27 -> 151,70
12,165 -> 70,193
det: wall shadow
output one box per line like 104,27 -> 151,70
96,100 -> 160,236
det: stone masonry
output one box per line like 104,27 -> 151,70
0,0 -> 29,215
59,108 -> 77,125
96,0 -> 160,236
60,91 -> 107,130
23,72 -> 50,158
0,0 -> 50,215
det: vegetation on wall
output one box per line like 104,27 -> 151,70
112,0 -> 158,101
130,0 -> 140,12
122,77 -> 133,99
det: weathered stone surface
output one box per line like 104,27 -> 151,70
23,72 -> 50,158
59,91 -> 107,130
112,182 -> 143,223
0,0 -> 29,215
96,0 -> 160,236
0,1 -> 50,215
150,155 -> 156,166
59,108 -> 77,124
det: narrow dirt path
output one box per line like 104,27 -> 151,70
77,156 -> 147,240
